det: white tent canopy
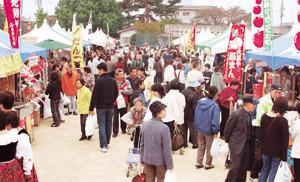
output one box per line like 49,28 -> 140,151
210,27 -> 255,54
91,28 -> 116,46
195,27 -> 216,45
52,20 -> 71,37
22,19 -> 72,46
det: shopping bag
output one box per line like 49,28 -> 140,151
121,111 -> 133,125
164,169 -> 176,182
85,115 -> 98,137
274,161 -> 293,182
132,173 -> 146,182
43,95 -> 52,119
61,94 -> 71,105
219,143 -> 229,158
172,127 -> 184,151
127,148 -> 140,164
210,139 -> 221,158
117,94 -> 126,109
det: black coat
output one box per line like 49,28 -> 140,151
45,81 -> 61,101
182,87 -> 198,122
224,108 -> 252,156
89,73 -> 119,110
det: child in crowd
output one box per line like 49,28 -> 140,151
122,98 -> 147,148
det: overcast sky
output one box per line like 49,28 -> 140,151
1,0 -> 298,26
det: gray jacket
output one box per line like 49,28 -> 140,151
140,118 -> 173,169
224,108 -> 252,156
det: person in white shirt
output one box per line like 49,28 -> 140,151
164,59 -> 176,83
186,61 -> 204,88
88,52 -> 102,76
290,103 -> 300,182
162,79 -> 186,154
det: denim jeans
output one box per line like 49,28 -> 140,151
96,109 -> 114,148
259,155 -> 281,182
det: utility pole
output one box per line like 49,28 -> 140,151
37,0 -> 42,9
280,0 -> 284,25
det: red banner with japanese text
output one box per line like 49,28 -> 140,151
191,21 -> 196,48
223,24 -> 246,83
3,0 -> 21,49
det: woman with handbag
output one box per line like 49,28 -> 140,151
162,79 -> 186,154
259,97 -> 289,182
140,101 -> 173,182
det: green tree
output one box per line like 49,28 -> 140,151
122,0 -> 181,23
55,0 -> 125,36
35,8 -> 48,28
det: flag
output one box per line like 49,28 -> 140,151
191,21 -> 196,48
3,18 -> 8,32
72,13 -> 77,32
87,12 -> 92,33
223,24 -> 246,83
106,22 -> 110,45
71,26 -> 84,67
3,0 -> 21,49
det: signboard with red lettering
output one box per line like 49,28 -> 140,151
223,24 -> 246,83
3,0 -> 21,49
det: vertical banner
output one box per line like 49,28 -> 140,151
3,0 -> 21,48
191,21 -> 196,48
263,0 -> 272,51
71,26 -> 84,67
252,0 -> 264,49
223,24 -> 246,83
294,1 -> 300,51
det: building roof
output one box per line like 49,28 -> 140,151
177,5 -> 216,11
117,27 -> 135,34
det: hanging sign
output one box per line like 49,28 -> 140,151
223,24 -> 246,83
252,0 -> 264,49
3,0 -> 21,49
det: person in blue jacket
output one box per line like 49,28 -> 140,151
194,86 -> 221,170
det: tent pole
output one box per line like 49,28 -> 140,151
18,0 -> 23,102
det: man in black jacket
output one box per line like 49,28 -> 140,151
224,96 -> 258,182
181,78 -> 203,149
89,63 -> 119,153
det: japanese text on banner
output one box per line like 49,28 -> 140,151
263,0 -> 272,51
223,24 -> 246,83
3,0 -> 21,49
71,26 -> 84,67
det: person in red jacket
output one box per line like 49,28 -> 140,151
113,69 -> 133,137
61,64 -> 78,115
115,57 -> 125,71
218,79 -> 240,138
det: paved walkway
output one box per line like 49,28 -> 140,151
32,115 -> 233,182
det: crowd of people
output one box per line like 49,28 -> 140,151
1,45 -> 300,181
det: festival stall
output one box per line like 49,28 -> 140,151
0,30 -> 48,141
245,24 -> 300,103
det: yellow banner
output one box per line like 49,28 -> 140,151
0,53 -> 23,77
3,18 -> 8,32
71,26 -> 84,67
